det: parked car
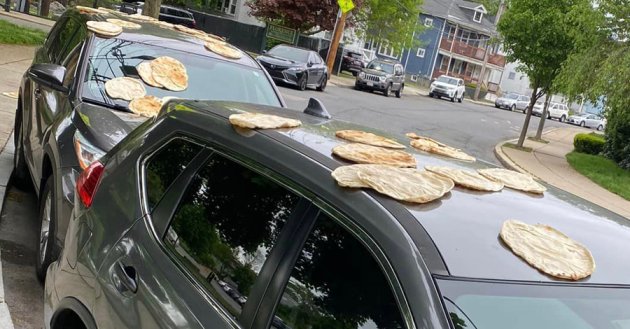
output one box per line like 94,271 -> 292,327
532,102 -> 569,122
355,59 -> 405,97
428,75 -> 465,102
13,8 -> 284,281
568,113 -> 606,130
45,99 -> 630,329
116,2 -> 197,28
340,50 -> 368,76
495,92 -> 530,112
257,44 -> 328,91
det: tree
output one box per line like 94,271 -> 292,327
498,0 -> 588,147
144,0 -> 162,18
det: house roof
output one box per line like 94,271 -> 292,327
422,0 -> 498,36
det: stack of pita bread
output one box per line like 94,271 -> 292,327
407,132 -> 475,162
86,21 -> 122,37
229,112 -> 302,129
136,56 -> 188,91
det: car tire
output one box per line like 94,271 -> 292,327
495,104 -> 499,108
395,84 -> 402,98
12,109 -> 31,190
580,121 -> 585,127
450,95 -> 455,102
428,92 -> 434,98
458,94 -> 463,103
297,74 -> 308,91
597,125 -> 603,131
383,84 -> 391,97
511,104 -> 516,112
36,175 -> 56,282
316,74 -> 327,92
560,115 -> 566,123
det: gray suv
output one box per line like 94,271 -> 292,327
354,59 -> 404,97
45,99 -> 630,329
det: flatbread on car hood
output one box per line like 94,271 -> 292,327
336,130 -> 405,149
478,168 -> 546,194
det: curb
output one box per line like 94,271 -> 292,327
493,139 -> 533,175
0,131 -> 15,329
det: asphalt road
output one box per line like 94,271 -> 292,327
277,82 -> 568,166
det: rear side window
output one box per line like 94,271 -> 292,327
164,152 -> 302,319
272,212 -> 406,329
48,18 -> 82,63
145,138 -> 203,210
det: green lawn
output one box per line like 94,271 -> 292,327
0,20 -> 47,45
566,151 -> 630,201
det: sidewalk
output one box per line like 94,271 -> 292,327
0,10 -> 53,32
495,127 -> 630,219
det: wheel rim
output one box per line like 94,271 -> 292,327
300,76 -> 307,90
321,77 -> 327,89
39,193 -> 51,264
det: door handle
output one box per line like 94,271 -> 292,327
112,261 -> 138,294
34,88 -> 42,99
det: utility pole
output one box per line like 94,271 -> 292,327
474,42 -> 490,101
326,9 -> 347,76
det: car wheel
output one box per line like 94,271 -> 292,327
458,94 -> 463,103
560,115 -> 566,123
395,85 -> 403,98
297,74 -> 308,91
428,92 -> 434,98
351,71 -> 357,77
36,175 -> 56,282
12,110 -> 31,190
383,84 -> 391,97
450,95 -> 455,102
495,104 -> 500,108
511,104 -> 516,112
580,121 -> 585,127
316,74 -> 327,92
597,125 -> 603,131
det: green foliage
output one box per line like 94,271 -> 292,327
566,151 -> 630,201
573,133 -> 605,155
0,20 -> 47,45
604,105 -> 630,169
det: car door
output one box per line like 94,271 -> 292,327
457,79 -> 465,97
586,115 -> 598,127
306,52 -> 321,85
391,65 -> 403,91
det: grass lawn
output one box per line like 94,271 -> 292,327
0,20 -> 47,45
566,151 -> 630,201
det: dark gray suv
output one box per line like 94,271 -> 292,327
45,99 -> 630,329
354,59 -> 405,97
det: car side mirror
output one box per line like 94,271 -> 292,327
28,64 -> 68,93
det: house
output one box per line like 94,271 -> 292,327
211,0 -> 264,27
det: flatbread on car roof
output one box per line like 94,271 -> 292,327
408,134 -> 475,162
204,42 -> 243,59
500,219 -> 595,280
86,21 -> 122,37
76,5 -> 109,14
150,56 -> 188,91
106,18 -> 141,29
356,166 -> 454,203
332,143 -> 416,168
229,112 -> 302,129
104,77 -> 146,101
129,95 -> 162,117
129,14 -> 158,21
336,130 -> 405,149
478,168 -> 546,194
425,166 -> 504,192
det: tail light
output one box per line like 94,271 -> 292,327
76,161 -> 104,208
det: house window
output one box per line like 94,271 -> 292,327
473,10 -> 483,23
416,48 -> 426,58
216,0 -> 237,15
378,44 -> 397,58
446,24 -> 456,40
508,72 -> 516,80
424,17 -> 433,27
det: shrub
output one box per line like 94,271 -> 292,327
604,106 -> 630,170
574,133 -> 605,155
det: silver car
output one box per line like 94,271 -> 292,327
567,113 -> 606,130
495,93 -> 530,112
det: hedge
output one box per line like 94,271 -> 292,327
574,133 -> 605,155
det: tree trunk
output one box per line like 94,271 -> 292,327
517,84 -> 540,147
535,93 -> 551,140
143,0 -> 161,18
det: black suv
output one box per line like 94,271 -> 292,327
14,8 -> 284,280
45,99 -> 630,329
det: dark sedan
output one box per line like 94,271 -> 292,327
257,44 -> 328,91
46,99 -> 630,329
340,50 -> 367,76
13,8 -> 283,281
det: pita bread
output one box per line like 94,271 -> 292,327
104,77 -> 146,101
500,219 -> 595,280
205,42 -> 243,59
409,136 -> 475,162
229,112 -> 302,129
98,7 -> 118,13
478,168 -> 546,194
425,166 -> 504,191
129,14 -> 158,21
150,56 -> 188,91
332,143 -> 416,168
129,95 -> 162,117
336,130 -> 405,149
106,18 -> 141,29
137,62 -> 162,88
86,21 -> 123,37
357,167 -> 454,203
331,165 -> 373,188
174,24 -> 207,37
76,5 -> 108,14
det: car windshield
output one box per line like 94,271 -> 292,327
267,45 -> 309,63
348,52 -> 362,59
437,76 -> 459,85
504,93 -> 520,100
81,38 -> 281,109
438,279 -> 630,329
367,61 -> 394,74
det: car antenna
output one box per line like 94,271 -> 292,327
303,98 -> 331,119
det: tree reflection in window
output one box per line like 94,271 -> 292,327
273,213 -> 405,329
164,153 -> 300,318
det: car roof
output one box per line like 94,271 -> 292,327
159,100 -> 630,286
69,9 -> 259,68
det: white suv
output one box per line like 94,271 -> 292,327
533,102 -> 569,122
429,75 -> 466,103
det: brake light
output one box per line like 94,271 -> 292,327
76,161 -> 104,208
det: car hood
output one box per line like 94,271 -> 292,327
362,69 -> 389,77
497,97 -> 516,102
257,55 -> 304,68
432,81 -> 456,89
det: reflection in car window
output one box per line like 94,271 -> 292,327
83,38 -> 281,109
272,212 -> 405,329
62,43 -> 83,88
145,139 -> 203,210
368,61 -> 394,74
164,153 -> 301,319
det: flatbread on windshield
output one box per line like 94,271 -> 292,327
205,42 -> 242,59
137,61 -> 162,88
104,77 -> 146,101
76,5 -> 108,14
129,14 -> 158,21
86,21 -> 122,37
336,130 -> 405,149
229,112 -> 302,129
500,219 -> 595,280
478,168 -> 546,194
356,166 -> 454,203
106,18 -> 141,29
408,134 -> 475,162
129,95 -> 162,117
332,143 -> 416,168
150,56 -> 188,91
425,166 -> 504,192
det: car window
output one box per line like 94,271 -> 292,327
48,17 -> 82,63
311,52 -> 322,64
272,211 -> 406,329
145,138 -> 204,210
61,42 -> 83,88
368,61 -> 395,74
164,152 -> 302,319
268,45 -> 310,63
44,16 -> 68,53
